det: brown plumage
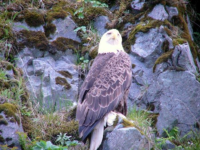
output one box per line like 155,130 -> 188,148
76,29 -> 132,150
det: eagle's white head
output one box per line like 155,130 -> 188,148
98,29 -> 124,54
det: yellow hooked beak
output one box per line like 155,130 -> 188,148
111,32 -> 118,40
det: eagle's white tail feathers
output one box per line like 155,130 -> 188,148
89,111 -> 126,150
90,118 -> 105,150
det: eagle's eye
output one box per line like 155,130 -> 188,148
107,32 -> 112,35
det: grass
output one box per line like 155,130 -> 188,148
127,106 -> 155,147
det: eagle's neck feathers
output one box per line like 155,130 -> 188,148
98,42 -> 124,54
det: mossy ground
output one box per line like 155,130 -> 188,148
24,10 -> 45,27
58,71 -> 72,79
55,77 -> 71,90
0,103 -> 19,124
51,37 -> 80,52
17,30 -> 48,51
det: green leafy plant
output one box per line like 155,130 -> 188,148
74,26 -> 87,33
56,133 -> 78,147
32,140 -> 68,150
0,69 -> 7,80
17,132 -> 33,150
20,106 -> 32,116
74,0 -> 108,19
79,56 -> 89,70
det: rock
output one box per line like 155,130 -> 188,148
154,71 -> 200,136
0,103 -> 24,150
101,127 -> 151,150
13,20 -> 44,32
50,16 -> 81,42
186,15 -> 194,41
172,43 -> 197,73
94,16 -> 110,36
16,48 -> 79,110
166,6 -> 179,21
148,4 -> 169,21
163,140 -> 176,150
131,0 -> 145,12
131,26 -> 173,68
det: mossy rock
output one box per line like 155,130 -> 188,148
153,49 -> 174,72
74,6 -> 110,26
21,115 -> 34,138
0,118 -> 8,125
89,45 -> 98,59
58,71 -> 72,79
0,135 -> 5,143
51,37 -> 79,52
44,23 -> 56,37
55,77 -> 71,90
0,103 -> 19,124
45,1 -> 74,23
17,30 -> 49,51
24,10 -> 45,27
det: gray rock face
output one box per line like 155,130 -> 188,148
186,15 -> 194,41
0,111 -> 23,149
50,16 -> 81,42
172,43 -> 197,73
131,0 -> 145,12
94,16 -> 110,36
101,127 -> 150,150
166,6 -> 178,21
148,4 -> 169,21
129,26 -> 173,110
155,71 -> 200,136
131,26 -> 173,68
13,20 -> 44,32
16,48 -> 78,110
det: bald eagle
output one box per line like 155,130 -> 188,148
76,29 -> 132,150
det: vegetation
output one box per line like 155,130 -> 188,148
0,0 -> 200,149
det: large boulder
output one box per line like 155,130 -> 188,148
0,103 -> 23,149
101,127 -> 150,150
155,70 -> 200,136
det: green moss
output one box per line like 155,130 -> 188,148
0,118 -> 8,125
153,49 -> 174,72
66,107 -> 77,121
74,6 -> 109,26
58,71 -> 72,79
61,120 -> 79,140
132,64 -> 136,69
0,103 -> 19,124
89,46 -> 98,59
55,77 -> 71,90
25,10 -> 44,27
125,19 -> 172,52
0,28 -> 4,39
162,40 -> 170,52
172,38 -> 187,46
122,118 -> 144,135
51,37 -> 79,52
21,116 -> 34,138
45,1 -> 75,23
164,27 -> 172,36
0,135 -> 5,143
46,10 -> 67,22
18,30 -> 48,51
44,23 -> 56,37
